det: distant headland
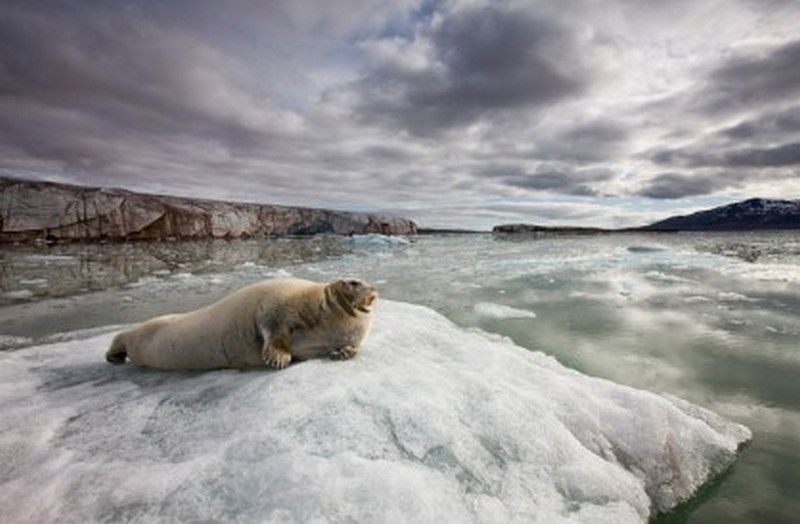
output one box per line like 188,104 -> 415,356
494,198 -> 800,235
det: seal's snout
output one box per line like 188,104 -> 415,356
366,288 -> 378,306
355,281 -> 377,313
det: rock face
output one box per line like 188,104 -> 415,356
644,198 -> 800,231
0,177 -> 416,242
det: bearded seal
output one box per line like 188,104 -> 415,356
105,278 -> 377,370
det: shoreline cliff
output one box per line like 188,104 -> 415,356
0,177 -> 417,243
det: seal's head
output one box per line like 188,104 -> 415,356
328,278 -> 378,316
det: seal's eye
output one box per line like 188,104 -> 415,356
347,280 -> 360,287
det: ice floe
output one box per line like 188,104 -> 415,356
474,302 -> 537,319
0,300 -> 750,523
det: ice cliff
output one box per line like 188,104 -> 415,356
0,300 -> 750,523
0,177 -> 417,242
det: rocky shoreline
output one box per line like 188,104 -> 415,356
0,177 -> 417,243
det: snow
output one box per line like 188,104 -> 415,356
740,198 -> 800,215
474,302 -> 537,319
0,300 -> 750,523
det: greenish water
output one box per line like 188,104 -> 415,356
1,231 -> 799,522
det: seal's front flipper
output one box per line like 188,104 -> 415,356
329,345 -> 358,360
262,328 -> 293,369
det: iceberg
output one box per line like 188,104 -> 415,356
0,300 -> 749,523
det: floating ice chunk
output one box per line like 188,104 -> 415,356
627,244 -> 667,253
124,276 -> 161,288
2,289 -> 34,300
20,254 -> 76,264
0,301 -> 749,523
644,271 -> 689,284
717,291 -> 756,302
348,234 -> 411,247
18,278 -> 49,286
474,302 -> 537,319
263,268 -> 292,278
684,295 -> 712,303
0,334 -> 33,350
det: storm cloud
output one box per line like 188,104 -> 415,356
636,173 -> 737,200
1,0 -> 799,229
696,39 -> 800,115
349,3 -> 587,135
651,142 -> 800,169
497,166 -> 615,197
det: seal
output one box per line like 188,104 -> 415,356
105,277 -> 377,370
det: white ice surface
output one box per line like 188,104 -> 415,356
0,300 -> 750,523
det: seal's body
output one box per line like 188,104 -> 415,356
105,278 -> 377,370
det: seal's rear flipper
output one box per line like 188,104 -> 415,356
105,334 -> 127,364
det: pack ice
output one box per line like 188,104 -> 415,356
0,300 -> 750,523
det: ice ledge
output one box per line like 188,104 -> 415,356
0,300 -> 750,523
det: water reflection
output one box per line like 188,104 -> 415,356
0,237 -> 362,305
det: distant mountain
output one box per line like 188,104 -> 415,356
643,198 -> 800,231
493,198 -> 800,235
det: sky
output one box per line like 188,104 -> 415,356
1,0 -> 799,230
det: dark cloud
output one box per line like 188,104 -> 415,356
650,142 -> 800,168
534,120 -> 630,162
493,166 -> 614,196
718,106 -> 800,141
635,173 -> 735,199
351,4 -> 587,135
0,1 -> 289,171
696,39 -> 800,114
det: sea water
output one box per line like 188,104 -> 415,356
1,232 -> 798,522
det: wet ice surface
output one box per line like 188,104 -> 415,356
0,300 -> 749,523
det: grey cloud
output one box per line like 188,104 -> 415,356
727,143 -> 800,167
534,120 -> 630,162
718,106 -> 800,141
636,173 -> 735,199
697,39 -> 800,114
351,4 -> 587,135
0,2 -> 284,163
498,166 -> 614,196
651,142 -> 800,168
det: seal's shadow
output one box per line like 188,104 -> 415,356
32,361 -> 209,392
